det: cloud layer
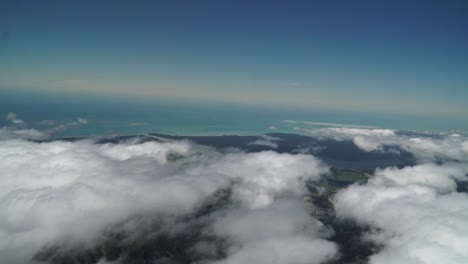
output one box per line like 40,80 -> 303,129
0,113 -> 88,140
2,115 -> 468,264
302,127 -> 468,162
323,127 -> 468,264
0,129 -> 334,263
334,163 -> 468,264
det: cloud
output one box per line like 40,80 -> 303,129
5,118 -> 467,264
303,127 -> 395,141
189,149 -> 335,264
45,117 -> 88,134
302,127 -> 468,162
1,113 -> 47,140
0,139 -> 214,263
293,126 -> 468,263
6,112 -> 25,125
0,128 -> 47,141
247,135 -> 282,149
333,162 -> 468,264
212,235 -> 336,264
77,117 -> 88,124
0,130 -> 334,263
248,139 -> 278,148
212,150 -> 328,209
206,200 -> 337,264
0,113 -> 89,140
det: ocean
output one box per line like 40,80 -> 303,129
1,89 -> 466,137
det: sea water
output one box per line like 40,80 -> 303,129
1,89 -> 466,137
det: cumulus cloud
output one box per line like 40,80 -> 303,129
293,126 -> 468,263
206,200 -> 337,264
0,139 -> 211,263
0,113 -> 47,140
0,128 -> 47,141
0,131 -> 334,263
213,235 -> 336,264
6,112 -> 25,125
44,117 -> 89,134
0,113 -> 89,140
302,127 -> 468,162
247,135 -> 282,149
5,117 -> 467,264
334,162 -> 468,264
77,117 -> 88,124
303,127 -> 395,141
184,149 -> 335,264
204,150 -> 328,209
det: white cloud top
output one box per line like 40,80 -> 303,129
303,127 -> 468,162
2,116 -> 468,264
322,127 -> 468,264
0,127 -> 333,263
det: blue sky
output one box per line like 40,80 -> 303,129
1,0 -> 468,119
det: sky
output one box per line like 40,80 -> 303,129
1,0 -> 468,119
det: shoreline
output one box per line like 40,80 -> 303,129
53,131 -> 283,141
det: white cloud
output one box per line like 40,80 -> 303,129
295,126 -> 468,263
302,127 -> 468,162
6,112 -> 25,125
0,139 -> 222,263
0,132 -> 334,263
247,135 -> 282,150
0,128 -> 48,141
6,119 -> 467,264
213,236 -> 336,264
248,139 -> 278,148
334,162 -> 468,264
188,147 -> 335,264
1,113 -> 89,141
196,149 -> 328,209
77,117 -> 88,124
304,127 -> 395,141
1,113 -> 47,141
206,200 -> 337,264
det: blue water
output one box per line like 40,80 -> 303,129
1,89 -> 467,137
